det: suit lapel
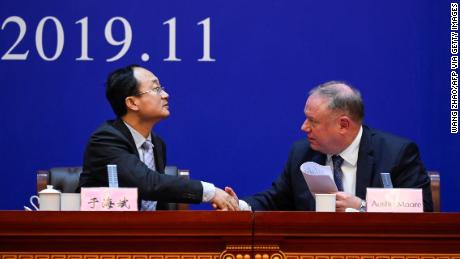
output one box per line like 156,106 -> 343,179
113,119 -> 165,174
112,119 -> 140,158
311,152 -> 327,165
355,126 -> 374,199
151,134 -> 165,172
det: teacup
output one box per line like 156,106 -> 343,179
60,193 -> 81,211
29,185 -> 61,211
315,193 -> 336,212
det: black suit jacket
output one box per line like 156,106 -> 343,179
244,126 -> 433,212
78,119 -> 203,209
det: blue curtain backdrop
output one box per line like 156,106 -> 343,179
0,0 -> 458,211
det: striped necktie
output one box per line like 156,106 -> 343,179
140,140 -> 157,211
332,155 -> 344,192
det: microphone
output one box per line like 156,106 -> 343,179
380,172 -> 393,188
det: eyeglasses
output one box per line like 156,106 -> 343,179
135,86 -> 166,96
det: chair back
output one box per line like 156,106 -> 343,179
37,167 -> 82,193
429,171 -> 440,212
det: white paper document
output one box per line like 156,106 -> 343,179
300,162 -> 338,194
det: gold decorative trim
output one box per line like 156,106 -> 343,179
251,244 -> 284,259
222,245 -> 253,259
225,245 -> 252,251
283,254 -> 460,259
254,245 -> 280,251
0,253 -> 220,259
1,252 -> 460,259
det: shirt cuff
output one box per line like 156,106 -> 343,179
201,181 -> 216,202
239,199 -> 252,211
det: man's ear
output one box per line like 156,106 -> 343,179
339,116 -> 350,130
125,96 -> 139,112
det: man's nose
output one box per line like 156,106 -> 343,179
161,89 -> 169,98
301,119 -> 311,133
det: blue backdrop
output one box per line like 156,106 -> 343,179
1,0 -> 458,211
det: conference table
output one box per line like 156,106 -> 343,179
0,211 -> 459,258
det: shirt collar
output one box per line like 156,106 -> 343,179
123,121 -> 153,149
328,126 -> 363,166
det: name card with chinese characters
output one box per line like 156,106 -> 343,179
366,188 -> 423,212
80,187 -> 138,211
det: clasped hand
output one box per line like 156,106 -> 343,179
334,192 -> 361,212
211,187 -> 240,211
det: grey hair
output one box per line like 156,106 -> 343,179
309,81 -> 364,122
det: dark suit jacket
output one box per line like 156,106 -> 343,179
78,119 -> 203,209
244,126 -> 433,212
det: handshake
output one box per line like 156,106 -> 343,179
210,186 -> 242,211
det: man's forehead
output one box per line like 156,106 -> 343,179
305,95 -> 330,114
133,67 -> 158,83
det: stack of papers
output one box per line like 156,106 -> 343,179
300,162 -> 338,194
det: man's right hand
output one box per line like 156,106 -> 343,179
211,187 -> 240,211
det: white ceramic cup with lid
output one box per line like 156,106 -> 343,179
30,185 -> 61,211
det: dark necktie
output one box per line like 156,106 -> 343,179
332,155 -> 344,192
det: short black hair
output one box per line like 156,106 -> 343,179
105,64 -> 141,117
309,81 -> 364,122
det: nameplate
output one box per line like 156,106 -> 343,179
80,187 -> 138,211
366,188 -> 423,212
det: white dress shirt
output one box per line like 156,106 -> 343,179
326,126 -> 363,195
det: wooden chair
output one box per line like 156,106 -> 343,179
429,171 -> 440,212
37,166 -> 190,210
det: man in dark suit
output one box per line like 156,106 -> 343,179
79,65 -> 239,211
228,81 -> 433,212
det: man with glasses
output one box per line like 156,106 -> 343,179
79,65 -> 239,211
